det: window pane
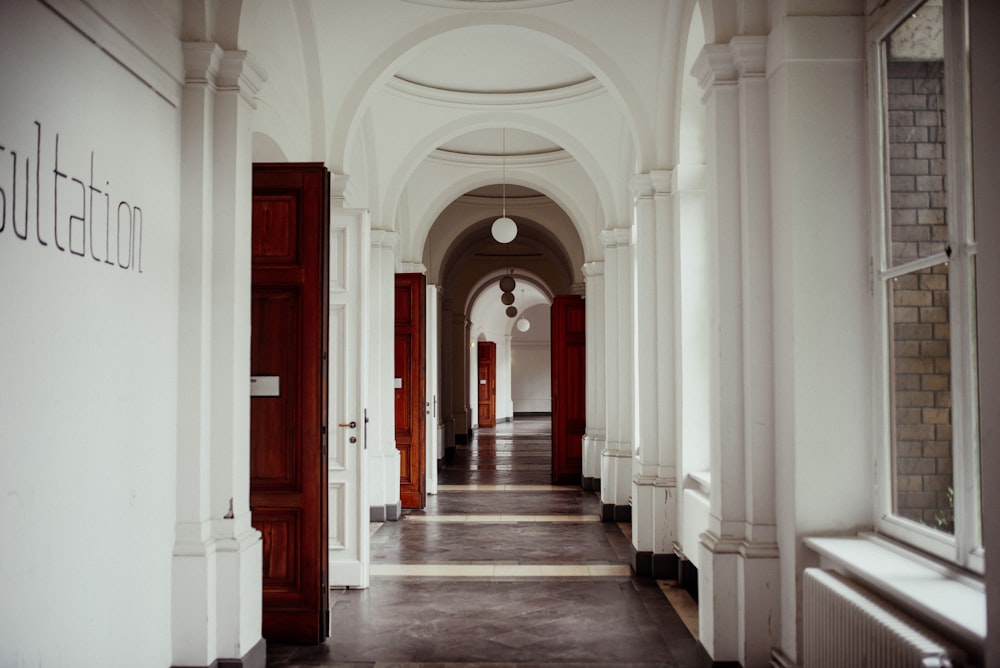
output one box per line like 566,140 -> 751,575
885,2 -> 948,266
890,264 -> 953,534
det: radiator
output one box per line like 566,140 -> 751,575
803,568 -> 966,668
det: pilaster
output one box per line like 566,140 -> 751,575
692,35 -> 779,667
173,42 -> 266,667
598,227 -> 634,522
630,171 -> 680,577
581,261 -> 605,491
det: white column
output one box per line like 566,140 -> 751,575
440,296 -> 456,449
599,227 -> 634,520
173,42 -> 265,666
368,229 -> 400,521
631,171 -> 679,577
732,36 -> 780,668
582,261 -> 606,491
692,41 -> 745,664
500,333 -> 514,421
692,36 -> 781,667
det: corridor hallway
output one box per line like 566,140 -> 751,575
265,417 -> 702,667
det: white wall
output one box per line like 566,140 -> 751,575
511,305 -> 551,414
769,14 -> 872,660
0,1 -> 181,665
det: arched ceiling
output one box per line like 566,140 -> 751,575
244,0 -> 699,310
394,24 -> 594,95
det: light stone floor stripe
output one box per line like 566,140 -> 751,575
437,484 -> 581,491
370,563 -> 632,577
403,514 -> 600,523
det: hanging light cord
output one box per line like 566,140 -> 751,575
501,128 -> 507,218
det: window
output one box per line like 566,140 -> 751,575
870,0 -> 982,572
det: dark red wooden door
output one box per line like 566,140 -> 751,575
477,342 -> 497,428
395,273 -> 426,509
250,163 -> 329,644
551,295 -> 585,485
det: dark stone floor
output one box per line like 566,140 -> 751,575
265,418 -> 704,667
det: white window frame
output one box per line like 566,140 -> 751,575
868,0 -> 983,573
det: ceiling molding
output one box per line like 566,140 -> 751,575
428,148 -> 574,168
386,75 -> 604,108
402,0 -> 572,10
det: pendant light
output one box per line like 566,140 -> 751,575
491,128 -> 517,244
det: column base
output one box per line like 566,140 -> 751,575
172,638 -> 266,668
630,547 -> 679,579
601,502 -> 631,523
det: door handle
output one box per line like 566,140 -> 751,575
338,421 -> 357,429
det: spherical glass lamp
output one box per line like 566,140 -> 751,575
516,318 -> 531,332
491,216 -> 517,243
499,275 -> 516,293
505,306 -> 518,318
501,292 -> 515,305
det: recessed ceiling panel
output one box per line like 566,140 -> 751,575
395,25 -> 593,94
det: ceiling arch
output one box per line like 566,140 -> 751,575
326,14 -> 651,174
384,113 -> 611,264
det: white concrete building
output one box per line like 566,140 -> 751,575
0,0 -> 997,666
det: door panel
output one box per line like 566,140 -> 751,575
551,295 -> 585,485
477,342 -> 496,428
250,163 -> 329,644
394,273 -> 426,509
327,208 -> 370,587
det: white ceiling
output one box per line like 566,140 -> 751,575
394,24 -> 594,94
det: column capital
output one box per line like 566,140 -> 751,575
370,228 -> 399,250
183,42 -> 223,85
691,43 -> 738,94
632,171 -> 677,198
599,227 -> 632,249
400,262 -> 427,274
629,174 -> 655,199
582,261 -> 605,279
731,36 -> 768,78
216,50 -> 267,108
330,173 -> 350,204
181,42 -> 267,108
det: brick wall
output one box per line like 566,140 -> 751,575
886,59 -> 953,532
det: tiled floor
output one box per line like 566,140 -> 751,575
265,417 -> 703,667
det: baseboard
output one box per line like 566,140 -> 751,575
174,638 -> 266,668
386,500 -> 401,521
455,433 -> 468,446
582,475 -> 596,491
513,411 -> 551,417
631,548 -> 679,579
601,503 -> 631,523
370,501 -> 402,522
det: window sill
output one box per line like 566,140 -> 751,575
684,471 -> 711,496
804,532 -> 985,653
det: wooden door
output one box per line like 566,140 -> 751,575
394,273 -> 426,509
551,295 -> 585,485
250,163 -> 329,644
477,342 -> 496,428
